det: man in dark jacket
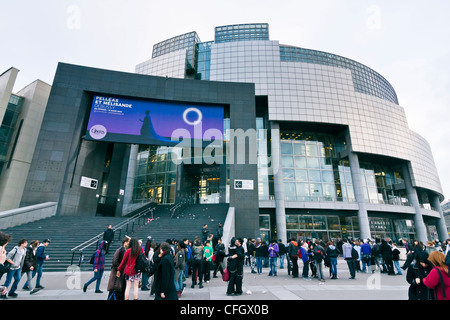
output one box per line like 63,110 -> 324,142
34,239 -> 50,289
103,225 -> 115,254
278,239 -> 286,269
380,239 -> 394,275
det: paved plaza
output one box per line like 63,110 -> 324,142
3,257 -> 409,301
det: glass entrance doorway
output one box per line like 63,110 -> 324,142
184,165 -> 222,204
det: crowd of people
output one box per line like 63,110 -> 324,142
0,231 -> 51,299
2,224 -> 450,300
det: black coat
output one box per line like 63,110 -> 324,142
153,252 -> 177,300
22,246 -> 37,273
406,259 -> 434,300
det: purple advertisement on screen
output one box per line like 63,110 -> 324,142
85,95 -> 224,146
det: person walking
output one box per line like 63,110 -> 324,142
1,239 -> 27,298
21,240 -> 40,294
83,240 -> 106,294
268,240 -> 279,276
153,242 -> 178,300
392,242 -> 402,275
422,250 -> 450,300
107,236 -> 130,300
117,237 -> 142,300
34,239 -> 50,289
103,225 -> 115,254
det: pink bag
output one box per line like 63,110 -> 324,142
222,268 -> 230,281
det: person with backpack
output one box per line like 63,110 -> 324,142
287,238 -> 299,278
107,236 -> 130,300
83,240 -> 106,294
1,239 -> 27,298
312,240 -> 325,282
190,238 -> 204,289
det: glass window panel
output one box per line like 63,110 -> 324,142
323,184 -> 336,200
309,183 -> 323,199
306,143 -> 318,156
299,216 -> 313,229
281,156 -> 294,168
308,170 -> 321,182
322,170 -> 334,183
295,169 -> 308,182
313,216 -> 326,230
296,183 -> 310,199
259,215 -> 270,230
307,157 -> 320,169
282,169 -> 295,181
286,215 -> 299,229
281,143 -> 293,154
327,216 -> 340,230
293,143 -> 306,156
284,183 -> 296,200
294,157 -> 307,169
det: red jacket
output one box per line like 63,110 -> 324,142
423,267 -> 450,300
118,248 -> 139,276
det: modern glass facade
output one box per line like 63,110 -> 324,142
279,46 -> 399,104
0,94 -> 24,175
136,23 -> 448,243
133,145 -> 180,204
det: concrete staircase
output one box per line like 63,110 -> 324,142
1,204 -> 229,272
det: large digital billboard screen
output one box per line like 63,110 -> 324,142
85,95 -> 224,146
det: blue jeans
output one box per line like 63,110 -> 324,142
330,257 -> 337,277
256,257 -> 263,274
85,269 -> 104,291
269,257 -> 277,275
279,254 -> 285,268
3,268 -> 21,294
33,263 -> 44,287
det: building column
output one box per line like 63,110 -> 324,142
402,164 -> 428,243
122,144 -> 139,213
271,122 -> 287,243
430,194 -> 449,241
345,130 -> 371,240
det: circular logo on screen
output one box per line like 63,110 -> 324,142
89,125 -> 107,140
183,107 -> 203,126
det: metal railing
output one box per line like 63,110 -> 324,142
69,204 -> 156,267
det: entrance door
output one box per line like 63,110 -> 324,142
184,165 -> 221,204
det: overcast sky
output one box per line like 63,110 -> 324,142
1,0 -> 449,200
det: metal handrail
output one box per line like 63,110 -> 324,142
69,205 -> 156,267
